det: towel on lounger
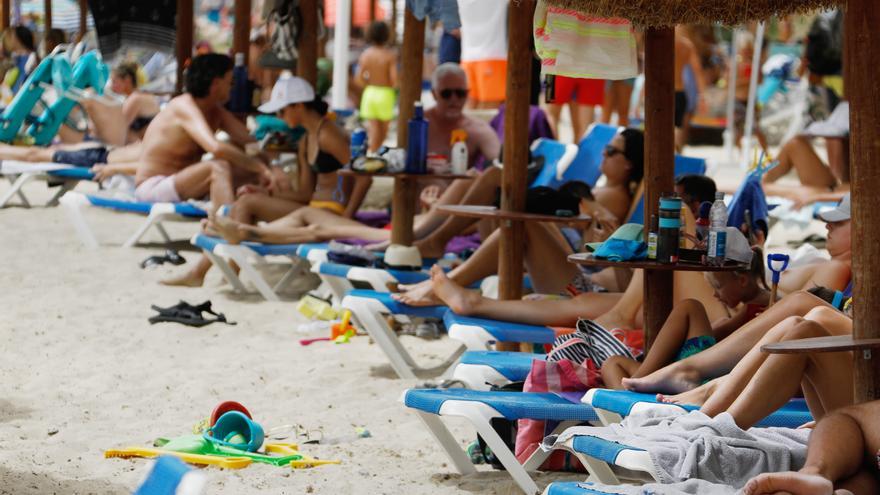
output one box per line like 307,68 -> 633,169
544,409 -> 810,487
568,479 -> 738,494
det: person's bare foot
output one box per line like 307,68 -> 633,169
392,277 -> 442,306
207,214 -> 249,244
429,265 -> 481,315
160,269 -> 205,287
656,378 -> 718,405
621,366 -> 702,395
741,471 -> 833,495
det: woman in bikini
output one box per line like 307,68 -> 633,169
163,77 -> 370,287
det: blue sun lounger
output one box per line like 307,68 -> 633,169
402,387 -> 601,495
61,191 -> 207,248
452,350 -> 544,389
0,161 -> 95,208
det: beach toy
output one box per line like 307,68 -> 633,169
296,295 -> 339,321
210,401 -> 252,427
105,447 -> 251,469
203,411 -> 264,452
767,253 -> 790,306
156,435 -> 303,467
300,311 -> 358,345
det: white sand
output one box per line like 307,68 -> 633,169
0,180 -> 583,495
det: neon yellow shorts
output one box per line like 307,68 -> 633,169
359,85 -> 396,122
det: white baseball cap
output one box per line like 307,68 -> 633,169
257,76 -> 315,113
816,193 -> 851,223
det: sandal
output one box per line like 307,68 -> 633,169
149,300 -> 236,327
140,249 -> 187,269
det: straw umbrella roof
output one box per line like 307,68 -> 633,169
544,0 -> 845,27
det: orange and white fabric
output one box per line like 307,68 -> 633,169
534,0 -> 638,80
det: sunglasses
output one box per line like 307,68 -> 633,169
604,145 -> 625,157
439,88 -> 468,100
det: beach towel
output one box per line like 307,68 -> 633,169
545,409 -> 810,487
534,0 -> 638,80
406,0 -> 461,31
560,479 -> 738,495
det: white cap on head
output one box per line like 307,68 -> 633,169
257,76 -> 315,113
816,193 -> 851,223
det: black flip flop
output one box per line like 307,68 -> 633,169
149,300 -> 236,327
140,250 -> 187,269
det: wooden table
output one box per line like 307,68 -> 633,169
763,335 -> 880,354
436,204 -> 593,225
338,169 -> 472,245
568,253 -> 748,349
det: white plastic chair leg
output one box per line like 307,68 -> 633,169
59,192 -> 98,249
123,211 -> 164,247
414,411 -> 478,476
221,245 -> 280,302
203,249 -> 248,293
0,172 -> 36,208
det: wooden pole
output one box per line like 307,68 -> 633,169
297,0 -> 319,87
176,0 -> 194,95
369,0 -> 377,21
233,0 -> 251,65
44,0 -> 51,30
642,27 -> 676,351
1,0 -> 9,30
78,0 -> 87,42
390,0 -> 398,44
389,5 -> 424,246
498,0 -> 534,352
846,0 -> 880,403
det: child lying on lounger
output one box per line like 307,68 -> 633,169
602,247 -> 770,389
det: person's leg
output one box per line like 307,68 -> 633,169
623,291 -> 830,394
763,136 -> 837,188
366,119 -> 382,153
429,264 -> 621,326
231,193 -> 304,225
627,299 -> 713,379
569,103 -> 587,143
601,356 -> 641,389
414,167 -> 502,257
170,160 -> 235,212
411,176 -> 477,239
721,320 -> 853,429
521,222 -> 582,294
0,143 -> 55,162
613,81 -> 632,127
545,103 -> 563,138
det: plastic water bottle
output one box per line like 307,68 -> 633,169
405,103 -> 428,173
707,192 -> 728,265
350,128 -> 367,163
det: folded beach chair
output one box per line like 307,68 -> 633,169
60,191 -> 207,248
0,161 -> 94,208
402,387 -> 601,495
531,123 -> 619,189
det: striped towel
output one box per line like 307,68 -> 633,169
548,318 -> 636,366
534,0 -> 638,80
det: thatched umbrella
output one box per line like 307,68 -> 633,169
544,0 -> 880,404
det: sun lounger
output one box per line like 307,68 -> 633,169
444,312 -> 559,351
60,191 -> 206,248
402,387 -> 601,495
531,123 -> 620,189
0,161 -> 95,208
452,350 -> 545,389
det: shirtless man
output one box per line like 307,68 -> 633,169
673,26 -> 706,152
356,21 -> 398,152
133,53 -> 272,210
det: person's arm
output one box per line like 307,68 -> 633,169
178,103 -> 266,177
90,162 -> 138,181
291,146 -> 317,204
342,176 -> 372,218
354,52 -> 367,88
388,50 -> 399,88
475,124 -> 501,165
711,306 -> 751,341
218,107 -> 258,147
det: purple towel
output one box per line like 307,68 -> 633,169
354,210 -> 391,228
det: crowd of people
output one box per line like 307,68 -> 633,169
0,4 -> 870,493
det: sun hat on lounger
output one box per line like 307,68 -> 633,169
816,193 -> 850,223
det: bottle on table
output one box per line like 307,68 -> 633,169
647,214 -> 658,260
707,192 -> 728,265
350,128 -> 367,164
405,103 -> 429,174
695,201 -> 712,248
657,194 -> 681,264
450,129 -> 469,175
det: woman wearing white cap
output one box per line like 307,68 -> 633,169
165,76 -> 373,286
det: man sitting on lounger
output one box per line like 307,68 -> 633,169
133,53 -> 271,209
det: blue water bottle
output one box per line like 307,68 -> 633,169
405,103 -> 428,173
350,128 -> 367,164
227,53 -> 250,113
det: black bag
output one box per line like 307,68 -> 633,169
805,10 -> 843,76
476,381 -> 524,470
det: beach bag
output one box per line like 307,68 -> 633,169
261,0 -> 300,69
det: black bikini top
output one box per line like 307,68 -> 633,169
307,119 -> 345,174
